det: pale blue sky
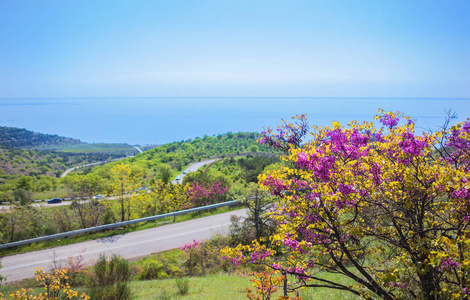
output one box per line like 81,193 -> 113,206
1,0 -> 469,98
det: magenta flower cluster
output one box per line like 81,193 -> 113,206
180,239 -> 201,253
380,114 -> 400,129
451,187 -> 470,221
188,180 -> 229,206
445,120 -> 470,170
283,234 -> 308,253
221,253 -> 246,265
439,257 -> 460,271
250,250 -> 272,263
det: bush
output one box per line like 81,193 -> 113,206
134,255 -> 183,280
156,288 -> 171,300
181,234 -> 234,276
87,254 -> 131,300
175,277 -> 190,295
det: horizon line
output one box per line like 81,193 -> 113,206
1,96 -> 470,100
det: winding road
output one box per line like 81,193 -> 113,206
0,209 -> 247,283
172,159 -> 219,184
0,159 -> 221,211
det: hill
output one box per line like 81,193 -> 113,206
0,146 -> 128,178
0,126 -> 137,154
0,126 -> 141,179
123,131 -> 273,171
0,126 -> 84,149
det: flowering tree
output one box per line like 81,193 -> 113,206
187,180 -> 229,207
110,163 -> 142,222
148,179 -> 190,214
181,239 -> 205,276
222,111 -> 470,299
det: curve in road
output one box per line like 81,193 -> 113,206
172,159 -> 219,184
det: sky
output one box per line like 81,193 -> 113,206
0,0 -> 469,98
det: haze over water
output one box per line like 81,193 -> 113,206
1,3 -> 469,144
0,97 -> 468,145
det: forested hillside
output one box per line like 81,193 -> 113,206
118,131 -> 272,172
0,146 -> 126,178
0,126 -> 137,154
0,126 -> 84,149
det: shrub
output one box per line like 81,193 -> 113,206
87,254 -> 131,300
175,277 -> 190,296
134,255 -> 183,280
156,288 -> 171,300
181,234 -> 233,276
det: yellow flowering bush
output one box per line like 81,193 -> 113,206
0,268 -> 89,300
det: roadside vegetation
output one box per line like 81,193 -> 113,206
0,187 -> 291,299
0,185 -> 353,299
0,131 -> 280,249
0,205 -> 238,257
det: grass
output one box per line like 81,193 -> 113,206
131,274 -> 253,300
297,272 -> 361,300
1,273 -> 361,300
0,245 -> 361,300
130,272 -> 360,300
0,277 -> 44,296
0,205 -> 243,257
32,187 -> 69,201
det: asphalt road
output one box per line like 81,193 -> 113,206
0,209 -> 246,283
172,159 -> 219,184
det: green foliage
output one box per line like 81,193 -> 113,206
181,235 -> 235,276
124,132 -> 275,174
227,184 -> 276,246
155,163 -> 172,184
13,188 -> 32,206
87,254 -> 132,300
16,176 -> 35,191
0,146 -> 126,195
236,154 -> 280,183
0,206 -> 51,243
155,288 -> 171,300
0,261 -> 5,284
0,125 -> 137,154
140,259 -> 167,280
242,183 -> 276,241
134,256 -> 182,280
0,131 -> 281,252
175,277 -> 190,295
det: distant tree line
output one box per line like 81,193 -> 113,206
0,126 -> 84,149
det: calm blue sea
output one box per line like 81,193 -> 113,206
0,97 -> 469,145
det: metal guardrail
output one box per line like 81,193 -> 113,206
0,200 -> 241,250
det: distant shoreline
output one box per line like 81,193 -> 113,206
1,97 -> 469,145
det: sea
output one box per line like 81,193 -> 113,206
0,97 -> 469,145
